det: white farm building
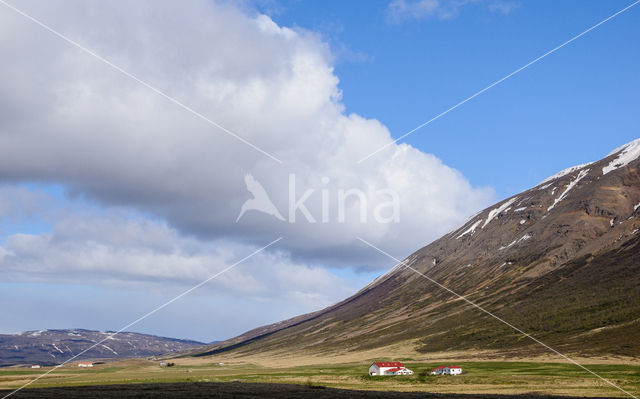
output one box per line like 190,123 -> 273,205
368,362 -> 414,376
430,365 -> 462,375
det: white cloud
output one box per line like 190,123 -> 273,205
0,208 -> 354,309
488,1 -> 521,15
387,0 -> 520,21
0,186 -> 50,221
0,192 -> 364,340
0,0 -> 494,274
388,0 -> 442,20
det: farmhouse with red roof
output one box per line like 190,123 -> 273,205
368,361 -> 414,376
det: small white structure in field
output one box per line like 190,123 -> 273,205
430,365 -> 462,375
77,362 -> 94,368
30,365 -> 41,369
368,362 -> 414,376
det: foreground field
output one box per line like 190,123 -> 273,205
0,360 -> 638,398
0,382 -> 626,399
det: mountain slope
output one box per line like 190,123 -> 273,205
191,139 -> 640,361
0,329 -> 204,366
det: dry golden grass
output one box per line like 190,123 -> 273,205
177,340 -> 640,368
1,350 -> 638,397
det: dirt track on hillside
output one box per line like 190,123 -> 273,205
1,382 -> 621,398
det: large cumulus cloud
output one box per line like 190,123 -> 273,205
0,0 -> 494,275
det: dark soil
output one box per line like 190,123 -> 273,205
0,382 -> 620,398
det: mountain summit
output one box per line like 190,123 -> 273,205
192,139 -> 640,361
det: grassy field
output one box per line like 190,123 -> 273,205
1,359 -> 638,397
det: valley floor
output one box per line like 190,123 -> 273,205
0,359 -> 638,398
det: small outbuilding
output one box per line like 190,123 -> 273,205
369,361 -> 414,376
430,365 -> 462,375
77,362 -> 94,368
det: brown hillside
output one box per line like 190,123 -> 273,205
189,140 -> 640,361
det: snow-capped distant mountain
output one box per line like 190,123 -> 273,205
0,329 -> 204,366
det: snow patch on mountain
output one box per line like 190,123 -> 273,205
51,343 -> 64,354
606,138 -> 640,156
457,219 -> 482,239
500,233 -> 532,250
603,139 -> 640,175
548,169 -> 589,212
499,240 -> 517,250
482,197 -> 518,228
540,163 -> 592,184
100,344 -> 119,355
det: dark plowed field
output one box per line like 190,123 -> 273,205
0,382 -> 620,398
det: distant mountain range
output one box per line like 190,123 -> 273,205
0,329 -> 204,366
189,139 -> 640,361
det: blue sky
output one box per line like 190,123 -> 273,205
268,0 -> 640,198
0,0 -> 638,342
